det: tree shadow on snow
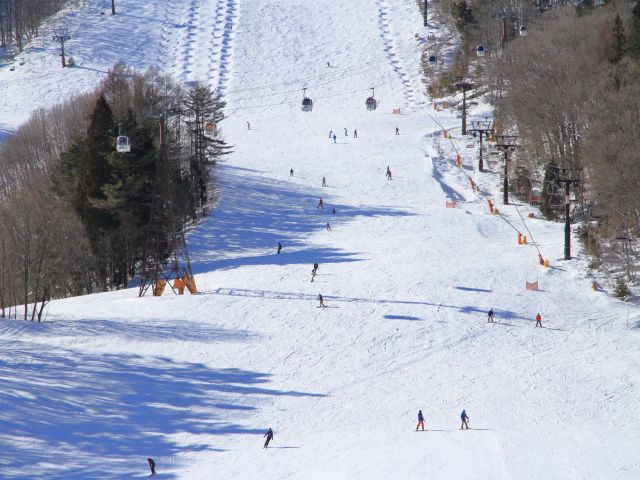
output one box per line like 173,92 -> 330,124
4,317 -> 258,344
454,286 -> 492,293
0,341 -> 325,480
384,314 -> 421,321
186,165 -> 414,273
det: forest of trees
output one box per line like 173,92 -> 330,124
436,0 -> 640,294
0,64 -> 228,320
0,0 -> 66,52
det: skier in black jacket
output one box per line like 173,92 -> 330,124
263,428 -> 274,448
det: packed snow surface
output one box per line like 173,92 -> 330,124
1,0 -> 639,479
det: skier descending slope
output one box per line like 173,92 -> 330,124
535,313 -> 542,328
147,458 -> 156,476
263,428 -> 274,449
416,410 -> 425,431
460,410 -> 470,430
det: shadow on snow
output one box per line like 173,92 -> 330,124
0,341 -> 325,479
187,165 -> 414,273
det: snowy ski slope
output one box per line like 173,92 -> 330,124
1,0 -> 640,479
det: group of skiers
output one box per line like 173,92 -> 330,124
329,128 -> 358,141
416,409 -> 470,431
487,308 -> 543,327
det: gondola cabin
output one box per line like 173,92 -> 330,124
116,135 -> 131,153
519,25 -> 528,36
476,45 -> 485,57
366,97 -> 377,111
301,97 -> 313,112
204,121 -> 216,138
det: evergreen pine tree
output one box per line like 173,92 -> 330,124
610,13 -> 626,64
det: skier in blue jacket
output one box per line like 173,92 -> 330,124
460,410 -> 470,430
416,410 -> 425,431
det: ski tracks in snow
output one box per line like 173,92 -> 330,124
162,0 -> 239,94
376,0 -> 418,108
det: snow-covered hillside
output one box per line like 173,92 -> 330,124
1,1 -> 640,479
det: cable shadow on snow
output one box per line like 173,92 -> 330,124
205,288 -> 530,321
187,165 -> 414,273
0,341 -> 325,480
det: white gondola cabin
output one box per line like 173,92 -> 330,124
116,135 -> 131,153
365,87 -> 377,111
301,87 -> 313,112
519,25 -> 528,36
476,45 -> 485,57
301,97 -> 313,112
204,121 -> 216,138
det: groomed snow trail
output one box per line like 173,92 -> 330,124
1,1 -> 640,479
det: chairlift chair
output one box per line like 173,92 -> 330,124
365,87 -> 377,111
476,45 -> 485,57
301,87 -> 313,112
116,135 -> 131,153
519,25 -> 528,36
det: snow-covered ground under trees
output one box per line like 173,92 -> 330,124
1,0 -> 640,479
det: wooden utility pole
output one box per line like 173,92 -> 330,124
111,0 -> 116,15
467,120 -> 493,172
52,28 -> 70,68
494,135 -> 518,205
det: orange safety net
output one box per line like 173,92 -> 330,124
153,279 -> 166,296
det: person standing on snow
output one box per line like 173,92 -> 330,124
535,312 -> 542,327
416,410 -> 425,431
318,294 -> 326,307
290,168 -> 294,176
326,222 -> 332,231
329,130 -> 333,138
147,458 -> 156,476
460,410 -> 470,429
317,197 -> 324,209
354,129 -> 358,138
322,176 -> 327,187
344,128 -> 348,136
277,242 -> 282,254
395,126 -> 399,135
488,308 -> 494,323
386,166 -> 392,180
263,428 -> 274,448
247,121 -> 251,130
333,133 -> 337,143
311,268 -> 317,282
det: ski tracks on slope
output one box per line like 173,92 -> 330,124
161,0 -> 239,95
376,0 -> 418,108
